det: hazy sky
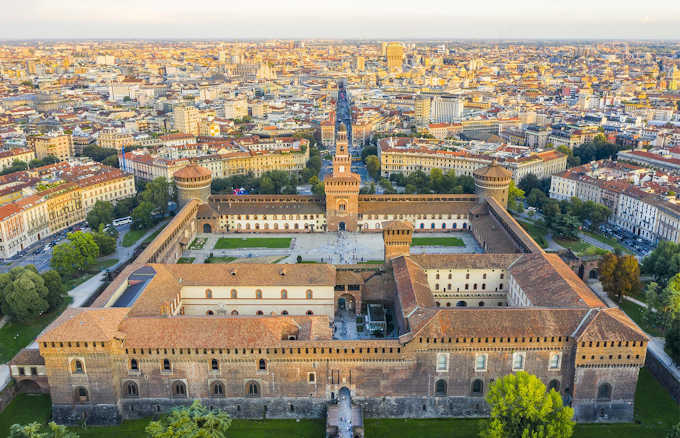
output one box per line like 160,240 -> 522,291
1,0 -> 679,40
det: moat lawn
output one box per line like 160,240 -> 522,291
411,237 -> 464,247
214,237 -> 292,249
1,369 -> 677,438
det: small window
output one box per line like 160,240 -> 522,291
18,367 -> 25,376
205,289 -> 213,299
259,359 -> 266,370
306,310 -> 314,315
211,358 -> 219,370
549,353 -> 561,370
72,359 -> 84,374
256,289 -> 263,299
436,353 -> 449,372
281,289 -> 287,299
475,354 -> 487,371
212,381 -> 225,397
471,379 -> 484,396
130,359 -> 138,370
306,290 -> 313,299
231,289 -> 238,299
126,381 -> 139,397
512,352 -> 525,371
597,383 -> 612,401
163,358 -> 171,371
308,372 -> 316,383
75,387 -> 89,403
247,381 -> 260,397
173,381 -> 187,398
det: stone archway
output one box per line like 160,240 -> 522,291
203,223 -> 212,233
339,222 -> 346,231
16,379 -> 43,393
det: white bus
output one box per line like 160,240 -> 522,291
112,216 -> 132,226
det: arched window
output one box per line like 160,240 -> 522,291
435,379 -> 447,396
230,289 -> 238,299
548,380 -> 560,393
130,359 -> 138,370
71,359 -> 84,374
281,289 -> 287,299
256,310 -> 264,315
205,289 -> 213,299
259,359 -> 266,370
256,289 -> 263,299
306,290 -> 313,299
471,379 -> 484,396
281,310 -> 289,315
212,381 -> 225,397
456,301 -> 467,307
231,310 -> 239,316
206,310 -> 214,315
163,358 -> 171,371
597,383 -> 612,401
126,381 -> 139,397
172,381 -> 187,398
211,359 -> 219,370
74,387 -> 89,403
478,301 -> 485,307
247,381 -> 260,397
306,310 -> 314,315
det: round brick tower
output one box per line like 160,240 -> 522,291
473,160 -> 512,208
174,164 -> 212,208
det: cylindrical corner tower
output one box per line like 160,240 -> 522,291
473,161 -> 512,208
174,164 -> 212,208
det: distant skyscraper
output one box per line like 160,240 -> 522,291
414,95 -> 431,127
173,105 -> 200,135
431,96 -> 464,123
355,56 -> 365,72
386,42 -> 405,72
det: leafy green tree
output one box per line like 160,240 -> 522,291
365,155 -> 380,180
50,242 -> 82,278
666,421 -> 680,438
113,197 -> 137,219
660,274 -> 680,330
361,145 -> 378,161
527,188 -> 548,209
311,181 -> 325,197
132,201 -> 154,230
666,320 -> 680,364
9,421 -> 78,438
146,400 -> 232,438
551,214 -> 580,240
258,176 -> 276,194
86,200 -> 114,230
542,199 -> 561,228
643,241 -> 680,286
507,181 -> 525,212
141,177 -> 170,215
643,282 -> 661,329
41,270 -> 66,309
67,231 -> 99,265
102,155 -> 119,168
482,371 -> 574,438
92,231 -> 116,256
0,266 -> 50,321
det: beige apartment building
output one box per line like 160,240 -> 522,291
27,133 -> 73,161
173,105 -> 200,136
0,148 -> 35,170
97,129 -> 135,151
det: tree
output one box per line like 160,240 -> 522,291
666,422 -> 680,438
50,242 -> 82,278
660,274 -> 680,330
643,282 -> 661,329
141,177 -> 170,215
102,155 -> 119,168
132,201 -> 154,230
551,214 -> 580,240
643,241 -> 680,286
41,270 -> 66,309
67,231 -> 99,267
258,176 -> 276,194
666,320 -> 680,364
0,266 -> 50,322
518,173 -> 541,195
542,199 -> 561,227
86,200 -> 114,230
92,231 -> 116,256
113,197 -> 137,219
527,188 -> 548,209
507,181 -> 525,212
361,145 -> 378,161
365,155 -> 380,180
311,181 -> 325,197
482,371 -> 574,438
10,422 -> 78,438
146,400 -> 232,438
599,253 -> 641,303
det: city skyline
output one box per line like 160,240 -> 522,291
1,0 -> 680,40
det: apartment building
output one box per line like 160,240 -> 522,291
0,148 -> 35,170
97,128 -> 134,151
27,133 -> 73,161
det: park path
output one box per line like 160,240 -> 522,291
0,222 -> 167,393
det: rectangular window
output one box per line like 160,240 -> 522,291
549,353 -> 561,370
475,354 -> 487,371
436,353 -> 449,372
512,352 -> 525,371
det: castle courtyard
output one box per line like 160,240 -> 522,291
182,231 -> 483,264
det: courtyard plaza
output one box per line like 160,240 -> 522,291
182,231 -> 482,264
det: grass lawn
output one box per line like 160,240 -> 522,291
359,260 -> 385,264
214,237 -> 292,249
205,256 -> 236,264
517,220 -> 549,248
0,298 -> 71,363
582,230 -> 632,255
554,237 -> 609,257
411,237 -> 464,247
176,257 -> 195,264
122,228 -> 150,247
620,299 -> 664,337
0,370 -> 677,438
62,258 -> 118,291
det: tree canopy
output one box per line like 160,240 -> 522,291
0,266 -> 64,322
599,252 -> 641,303
86,200 -> 114,230
643,241 -> 680,286
146,400 -> 232,438
482,371 -> 574,438
9,421 -> 78,438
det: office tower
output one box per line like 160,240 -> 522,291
355,56 -> 365,72
431,96 -> 464,123
414,95 -> 431,127
386,42 -> 404,72
173,105 -> 200,135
